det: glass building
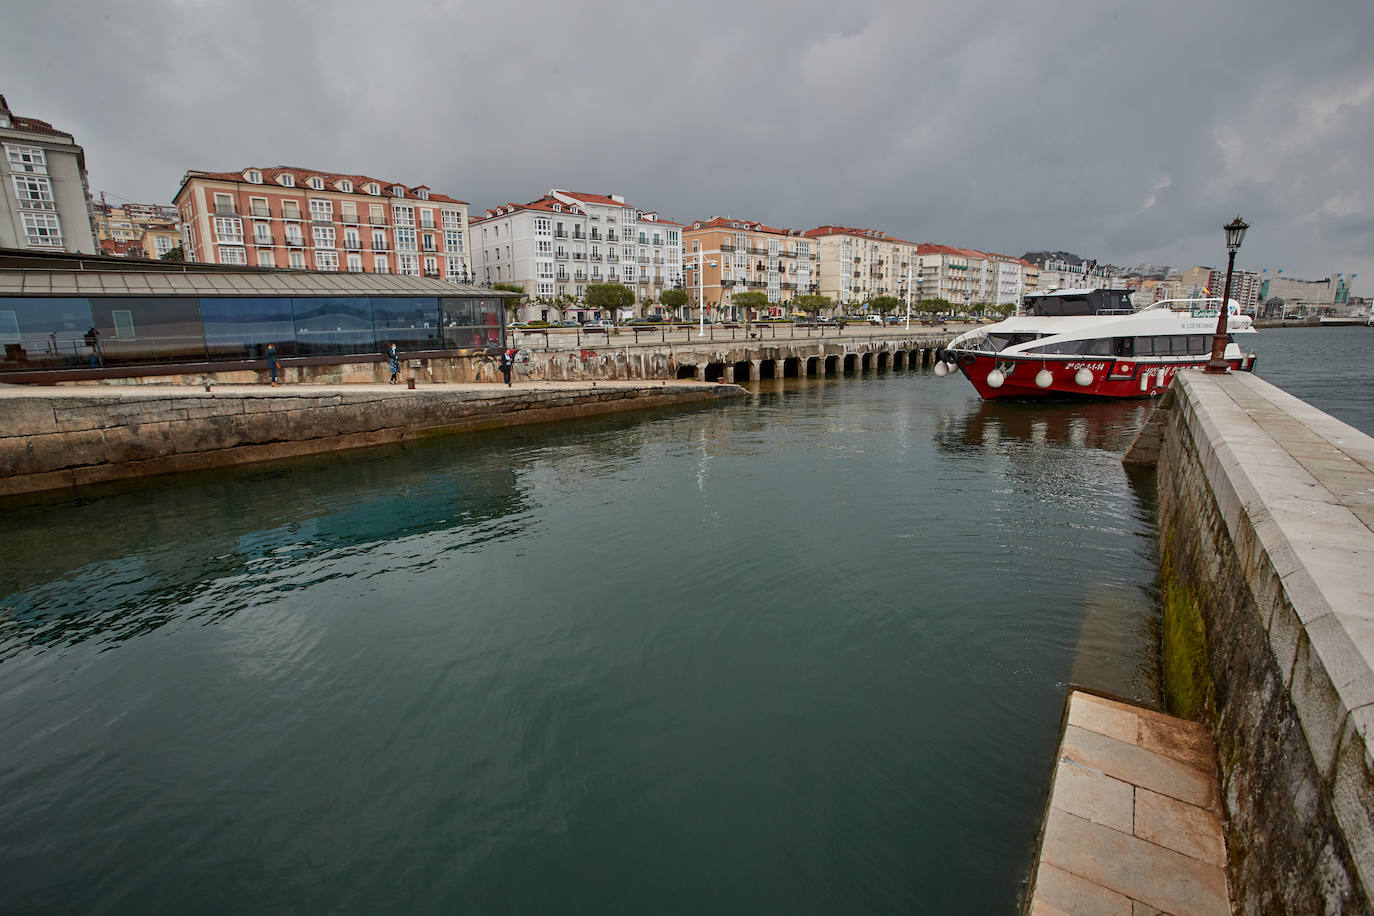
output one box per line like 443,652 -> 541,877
0,251 -> 508,375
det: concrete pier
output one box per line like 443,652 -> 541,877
1124,371 -> 1374,913
0,380 -> 743,497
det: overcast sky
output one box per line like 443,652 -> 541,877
5,0 -> 1371,289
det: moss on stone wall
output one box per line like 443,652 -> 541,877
1160,538 -> 1215,722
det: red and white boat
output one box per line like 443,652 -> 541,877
935,288 -> 1258,399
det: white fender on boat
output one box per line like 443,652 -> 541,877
934,361 -> 949,377
987,369 -> 1005,388
1074,368 -> 1093,387
1035,369 -> 1053,388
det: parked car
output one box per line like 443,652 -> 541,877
507,321 -> 529,329
551,320 -> 580,328
625,318 -> 654,326
885,315 -> 903,325
582,321 -> 611,332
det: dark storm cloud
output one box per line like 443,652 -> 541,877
4,0 -> 1371,286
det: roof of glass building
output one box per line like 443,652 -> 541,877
0,248 -> 511,298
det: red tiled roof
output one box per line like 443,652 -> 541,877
556,190 -> 634,209
804,225 -> 915,244
180,166 -> 468,205
685,216 -> 799,236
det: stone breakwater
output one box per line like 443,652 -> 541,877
1124,371 -> 1374,913
0,382 -> 743,497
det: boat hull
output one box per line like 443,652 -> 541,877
950,352 -> 1257,400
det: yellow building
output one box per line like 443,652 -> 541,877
805,226 -> 919,310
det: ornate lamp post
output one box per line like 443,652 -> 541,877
1205,216 -> 1249,373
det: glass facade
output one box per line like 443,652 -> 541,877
0,294 -> 505,372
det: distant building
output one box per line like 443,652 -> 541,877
0,94 -> 97,253
1021,252 -> 1111,292
1258,270 -> 1354,316
472,190 -> 683,317
805,226 -> 919,308
91,193 -> 179,256
140,225 -> 181,259
174,166 -> 471,281
682,217 -> 817,319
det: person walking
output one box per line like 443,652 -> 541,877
499,348 -> 514,387
265,343 -> 279,386
388,344 -> 400,384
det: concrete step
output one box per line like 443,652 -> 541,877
1028,690 -> 1231,915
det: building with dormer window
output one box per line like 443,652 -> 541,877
173,166 -> 470,281
472,189 -> 682,319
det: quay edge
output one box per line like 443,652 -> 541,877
1122,371 -> 1374,913
0,381 -> 743,498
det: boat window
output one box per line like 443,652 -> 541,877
1025,337 -> 1112,356
985,332 -> 1040,352
1114,337 -> 1133,357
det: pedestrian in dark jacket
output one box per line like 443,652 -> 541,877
500,349 -> 514,387
388,344 -> 400,384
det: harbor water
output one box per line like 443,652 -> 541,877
6,327 -> 1365,914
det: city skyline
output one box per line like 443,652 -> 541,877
3,0 -> 1370,291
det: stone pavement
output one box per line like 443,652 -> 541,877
1029,690 -> 1231,915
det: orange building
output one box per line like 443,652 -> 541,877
174,166 -> 471,281
681,217 -> 817,320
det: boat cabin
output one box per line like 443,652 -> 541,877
1023,289 -> 1134,316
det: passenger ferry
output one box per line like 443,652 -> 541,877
935,288 -> 1258,399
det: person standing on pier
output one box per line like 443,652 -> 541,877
266,343 -> 279,386
388,344 -> 400,384
500,348 -> 514,387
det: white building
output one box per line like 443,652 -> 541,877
0,94 -> 97,254
473,189 -> 682,320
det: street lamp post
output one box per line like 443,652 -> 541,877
1205,216 -> 1249,373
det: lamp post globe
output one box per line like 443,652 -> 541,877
1205,216 -> 1249,373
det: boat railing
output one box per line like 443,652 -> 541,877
1094,308 -> 1134,315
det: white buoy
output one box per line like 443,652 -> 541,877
1075,367 -> 1093,387
1035,368 -> 1053,388
934,361 -> 949,377
987,369 -> 1005,388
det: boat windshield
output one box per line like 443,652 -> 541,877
1024,289 -> 1134,316
957,330 -> 1042,353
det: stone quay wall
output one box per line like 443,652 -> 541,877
1124,372 -> 1373,913
0,383 -> 742,497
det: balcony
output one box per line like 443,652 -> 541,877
607,254 -> 619,262
781,282 -> 796,290
572,253 -> 585,260
590,253 -> 602,261
606,233 -> 618,242
637,256 -> 649,265
719,241 -> 734,251
556,273 -> 569,281
555,231 -> 568,239
589,231 -> 601,240
556,250 -> 569,259
574,272 -> 586,281
721,278 -> 735,287
253,234 -> 276,246
249,205 -> 271,218
368,215 -> 388,226
283,209 -> 303,221
372,240 -> 390,251
420,220 -> 435,230
345,241 -> 362,251
215,204 -> 238,216
284,236 -> 307,248
340,212 -> 360,224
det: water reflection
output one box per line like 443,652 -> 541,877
0,440 -> 525,658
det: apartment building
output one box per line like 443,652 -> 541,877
805,226 -> 919,308
1023,253 -> 1111,292
681,217 -> 817,319
0,94 -> 97,254
140,226 -> 181,260
92,195 -> 179,250
472,190 -> 682,318
174,166 -> 471,281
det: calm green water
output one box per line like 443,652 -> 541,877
0,369 -> 1165,914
